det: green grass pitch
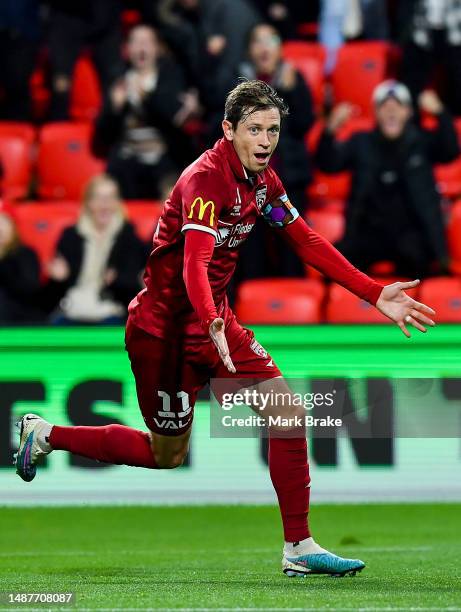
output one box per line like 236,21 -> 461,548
0,504 -> 460,611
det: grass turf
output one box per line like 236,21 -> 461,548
0,504 -> 460,611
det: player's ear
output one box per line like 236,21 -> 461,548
222,119 -> 233,141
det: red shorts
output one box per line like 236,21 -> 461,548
125,308 -> 281,435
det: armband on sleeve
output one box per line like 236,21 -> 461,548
261,194 -> 299,228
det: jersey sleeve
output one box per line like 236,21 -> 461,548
261,169 -> 299,229
181,170 -> 226,240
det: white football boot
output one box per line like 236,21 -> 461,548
14,414 -> 53,482
282,537 -> 365,578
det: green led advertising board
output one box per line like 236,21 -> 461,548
0,325 -> 460,505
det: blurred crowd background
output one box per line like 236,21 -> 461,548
1,0 -> 461,326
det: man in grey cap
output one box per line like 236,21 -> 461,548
315,80 -> 459,277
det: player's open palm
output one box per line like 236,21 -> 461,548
209,318 -> 236,373
376,280 -> 436,337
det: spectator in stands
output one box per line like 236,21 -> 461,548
93,24 -> 197,200
320,0 -> 389,74
212,23 -> 314,279
249,1 -> 318,40
316,80 -> 459,278
0,202 -> 42,324
44,175 -> 146,325
401,0 -> 461,115
141,0 -> 260,105
0,0 -> 40,120
47,0 -> 125,120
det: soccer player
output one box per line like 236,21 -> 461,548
15,80 -> 435,578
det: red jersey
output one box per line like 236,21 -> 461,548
129,137 -> 286,337
129,137 -> 383,339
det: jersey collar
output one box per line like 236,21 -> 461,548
219,138 -> 264,187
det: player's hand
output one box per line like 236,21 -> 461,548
209,318 -> 236,373
376,280 -> 436,338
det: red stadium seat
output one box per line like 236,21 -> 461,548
332,42 -> 390,117
308,170 -> 351,200
14,202 -> 80,271
0,122 -> 35,143
70,55 -> 102,122
306,116 -> 374,155
0,135 -> 34,200
435,158 -> 461,198
282,42 -> 326,112
447,200 -> 461,273
336,117 -> 375,140
235,278 -> 325,324
326,283 -> 389,323
305,209 -> 345,244
418,277 -> 461,322
37,123 -> 105,200
125,200 -> 163,243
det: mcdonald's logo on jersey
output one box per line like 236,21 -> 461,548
187,197 -> 215,226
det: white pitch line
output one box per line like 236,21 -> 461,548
0,545 -> 434,558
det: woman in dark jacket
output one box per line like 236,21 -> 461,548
92,24 -> 197,199
44,175 -> 146,324
0,202 -> 42,324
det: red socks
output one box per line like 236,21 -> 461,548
49,424 -> 156,468
269,437 -> 311,542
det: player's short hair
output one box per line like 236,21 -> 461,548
224,79 -> 289,129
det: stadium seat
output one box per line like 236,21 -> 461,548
282,42 -> 326,112
306,116 -> 374,155
418,277 -> 461,322
326,283 -> 389,323
308,170 -> 351,200
305,209 -> 345,244
70,55 -> 102,122
15,202 -> 80,271
0,122 -> 35,143
447,200 -> 461,273
37,123 -> 105,200
434,157 -> 461,198
0,135 -> 34,200
235,278 -> 325,324
332,42 -> 390,117
125,201 -> 163,243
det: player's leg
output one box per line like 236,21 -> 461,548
15,415 -> 158,482
14,322 -> 195,481
213,315 -> 364,577
253,376 -> 365,577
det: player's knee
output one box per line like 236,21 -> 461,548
152,445 -> 188,469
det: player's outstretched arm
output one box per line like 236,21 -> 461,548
281,217 -> 437,336
183,229 -> 236,373
375,279 -> 435,337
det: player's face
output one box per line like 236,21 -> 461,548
375,98 -> 412,140
127,27 -> 158,70
86,181 -> 122,230
223,108 -> 281,174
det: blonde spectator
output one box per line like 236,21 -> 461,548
45,175 -> 146,324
